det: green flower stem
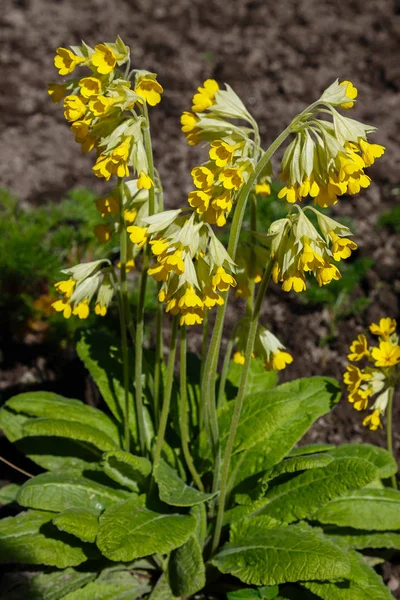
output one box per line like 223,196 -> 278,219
387,387 -> 398,489
118,178 -> 131,453
153,301 -> 163,429
142,103 -> 156,216
153,316 -> 179,470
180,326 -> 205,491
201,125 -> 293,474
212,259 -> 274,554
217,335 -> 235,409
246,191 -> 258,316
200,310 -> 209,396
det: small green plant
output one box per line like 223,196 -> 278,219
0,37 -> 398,600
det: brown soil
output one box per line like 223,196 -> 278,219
1,0 -> 400,595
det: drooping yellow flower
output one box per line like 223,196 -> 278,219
94,302 -> 107,316
127,225 -> 148,248
191,166 -> 214,189
188,190 -> 212,214
219,168 -> 244,191
192,79 -> 219,113
233,351 -> 245,365
348,334 -> 369,361
278,184 -> 298,204
63,95 -> 87,122
358,139 -> 385,167
330,232 -> 357,261
255,182 -> 271,197
371,340 -> 400,368
54,48 -> 85,76
315,263 -> 341,286
178,286 -> 204,326
48,83 -> 67,104
180,112 -> 201,145
211,190 -> 233,212
202,286 -> 224,309
363,409 -> 382,431
281,271 -> 306,293
349,388 -> 371,411
264,350 -> 293,371
343,364 -> 371,392
137,171 -> 154,190
298,243 -> 324,272
150,238 -> 169,256
339,80 -> 358,109
52,299 -> 72,319
209,140 -> 237,167
124,209 -> 137,223
135,77 -> 163,106
369,317 -> 396,340
88,95 -> 115,117
91,44 -> 117,74
93,139 -> 131,180
78,77 -> 102,98
54,278 -> 76,299
95,195 -> 119,217
72,299 -> 90,319
212,267 -> 236,292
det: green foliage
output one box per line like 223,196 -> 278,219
378,203 -> 400,233
103,450 -> 152,492
168,535 -> 206,596
154,459 -> 217,506
53,508 -> 99,543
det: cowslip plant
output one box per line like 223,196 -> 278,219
0,37 -> 398,599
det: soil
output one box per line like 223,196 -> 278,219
1,0 -> 400,595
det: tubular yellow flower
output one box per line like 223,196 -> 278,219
209,140 -> 238,167
48,83 -> 67,104
264,350 -> 293,371
348,334 -> 369,361
150,238 -> 169,256
369,317 -> 397,340
72,299 -> 90,319
137,171 -> 154,190
191,166 -> 214,189
343,364 -> 371,392
212,267 -> 236,292
298,243 -> 325,272
358,139 -> 385,167
94,303 -> 107,316
315,263 -> 341,286
135,77 -> 163,106
192,79 -> 219,113
371,340 -> 400,368
124,209 -> 137,223
233,351 -> 245,365
63,95 -> 87,122
281,271 -> 306,293
54,278 -> 76,299
180,112 -> 201,145
52,299 -> 72,319
91,44 -> 117,74
278,184 -> 298,204
363,409 -> 382,431
88,95 -> 115,117
188,190 -> 212,214
211,190 -> 233,212
78,77 -> 102,98
339,80 -> 358,109
54,48 -> 85,76
219,168 -> 244,191
330,232 -> 357,261
349,388 -> 371,411
256,182 -> 271,197
127,225 -> 148,248
202,286 -> 224,309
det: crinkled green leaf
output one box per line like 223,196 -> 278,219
0,483 -> 20,505
63,571 -> 150,599
325,443 -> 397,479
53,507 -> 99,543
5,392 -> 120,446
148,574 -> 179,599
97,496 -> 196,561
212,520 -> 350,586
288,444 -> 334,457
0,567 -> 97,600
265,453 -> 334,481
316,488 -> 400,530
17,472 -> 130,512
260,458 -> 377,522
0,510 -> 93,567
327,528 -> 400,550
103,451 -> 151,492
168,535 -> 205,596
225,358 -> 277,399
154,459 -> 215,506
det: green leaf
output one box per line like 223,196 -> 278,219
0,567 -> 97,600
265,453 -> 334,480
17,472 -> 130,512
0,510 -> 93,567
103,451 -> 151,492
154,459 -> 216,506
288,444 -> 334,457
77,330 -> 136,434
227,591 -> 261,599
325,443 -> 397,479
97,496 -> 196,561
327,528 -> 400,550
5,391 -> 120,446
168,534 -> 206,596
226,358 -> 277,398
53,508 -> 99,543
0,483 -> 20,505
23,418 -> 119,453
303,549 -> 394,599
316,488 -> 400,530
148,574 -> 179,599
259,458 -> 377,523
63,571 -> 151,599
212,520 -> 349,586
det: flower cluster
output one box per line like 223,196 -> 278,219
52,260 -> 113,319
278,80 -> 385,208
49,37 -> 162,184
233,321 -> 293,372
264,206 -> 357,292
127,210 -> 237,326
343,318 -> 400,430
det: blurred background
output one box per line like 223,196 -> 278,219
1,0 -> 399,510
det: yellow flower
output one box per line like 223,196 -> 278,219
48,83 -> 67,104
363,409 -> 382,431
219,168 -> 244,191
212,267 -> 236,292
127,225 -> 148,248
78,77 -> 102,98
178,286 -> 204,326
124,209 -> 137,223
211,190 -> 233,212
52,299 -> 72,319
150,238 -> 169,256
233,351 -> 245,365
339,80 -> 358,109
161,250 -> 185,275
88,95 -> 115,116
64,95 -> 87,122
72,300 -> 90,319
178,286 -> 203,310
91,44 -> 117,74
348,334 -> 369,361
330,232 -> 357,261
264,350 -> 293,371
94,224 -> 112,243
93,139 -> 131,180
209,140 -> 238,167
358,139 -> 385,167
256,182 -> 271,197
137,171 -> 154,189
281,271 -> 306,293
298,243 -> 324,272
343,364 -> 371,392
315,263 -> 341,286
349,388 -> 371,411
369,317 -> 397,340
371,340 -> 400,368
203,206 -> 227,227
180,112 -> 201,145
117,258 -> 135,272
188,190 -> 212,214
70,119 -> 90,142
202,287 -> 224,309
95,195 -> 119,217
192,79 -> 219,113
191,166 -> 214,189
135,77 -> 163,106
278,184 -> 298,204
95,303 -> 107,316
54,278 -> 76,299
54,47 -> 85,76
